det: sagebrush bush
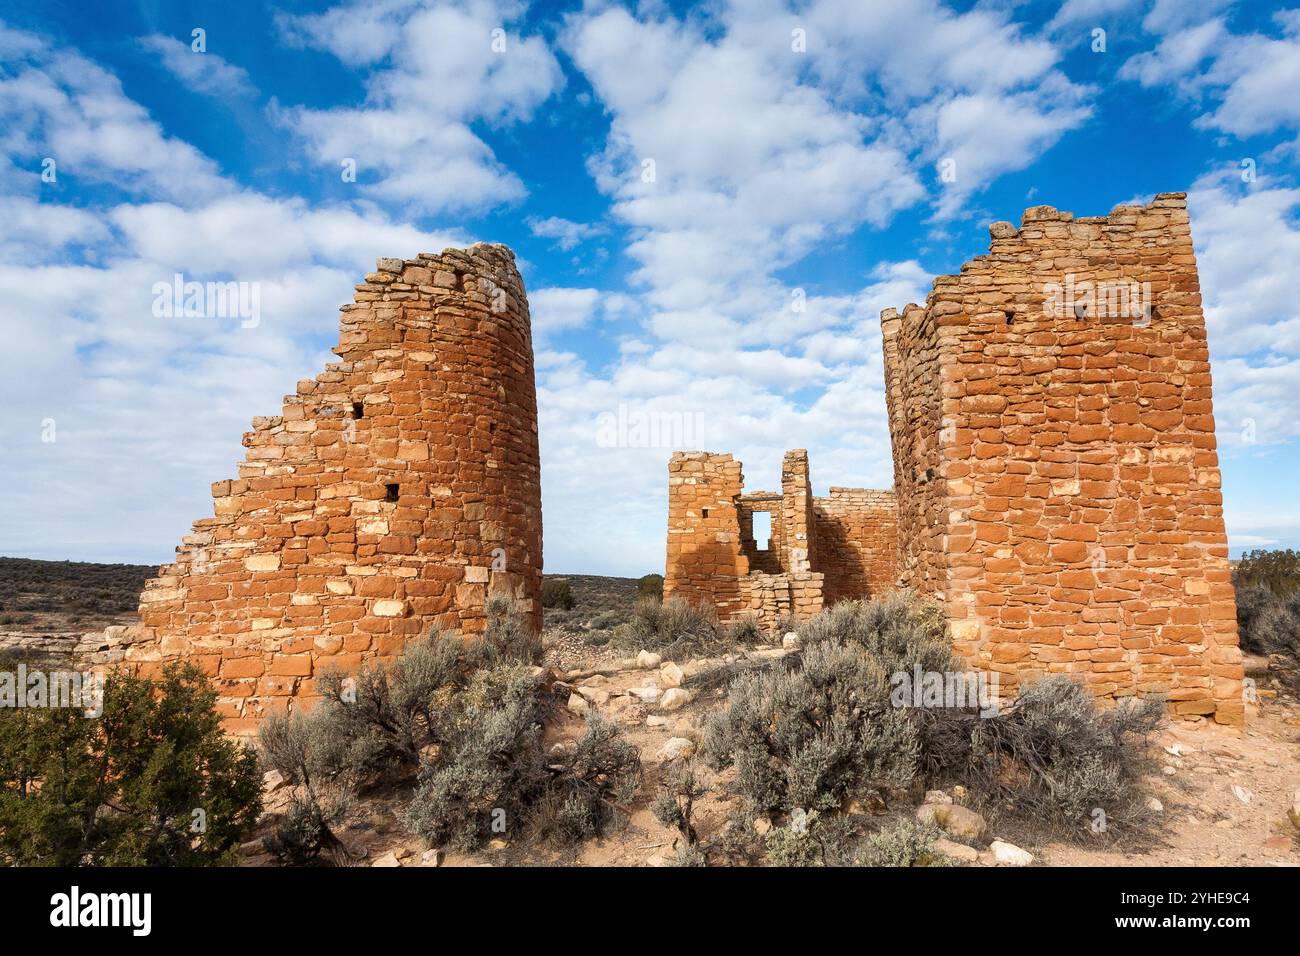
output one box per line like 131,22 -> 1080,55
482,595 -> 541,666
541,578 -> 576,610
763,810 -> 858,867
798,590 -> 952,676
405,663 -> 548,851
960,676 -> 1162,835
862,817 -> 950,867
702,592 -> 1163,846
701,639 -> 921,815
616,595 -> 756,660
406,664 -> 641,852
259,709 -> 356,865
651,761 -> 707,847
0,662 -> 261,866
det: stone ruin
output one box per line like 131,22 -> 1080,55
663,449 -> 898,626
116,244 -> 543,733
27,191 -> 1239,731
665,193 -> 1244,725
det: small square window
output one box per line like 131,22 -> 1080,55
702,508 -> 710,518
353,402 -> 364,419
385,483 -> 399,503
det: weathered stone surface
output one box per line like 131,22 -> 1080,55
122,244 -> 543,734
880,195 -> 1243,725
917,803 -> 986,841
663,449 -> 896,629
989,840 -> 1034,866
659,688 -> 693,710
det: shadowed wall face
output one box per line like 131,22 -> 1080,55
124,244 -> 543,733
664,449 -> 896,628
880,194 -> 1244,725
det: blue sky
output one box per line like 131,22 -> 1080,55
2,0 -> 1300,576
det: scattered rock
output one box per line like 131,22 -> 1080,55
659,662 -> 685,688
646,855 -> 668,867
627,686 -> 663,703
989,840 -> 1033,867
660,688 -> 693,710
420,848 -> 444,867
262,769 -> 286,792
371,852 -> 401,867
1231,785 -> 1252,805
567,692 -> 589,715
782,632 -> 801,650
659,737 -> 696,761
924,790 -> 953,805
917,803 -> 986,841
576,685 -> 610,705
1146,797 -> 1164,813
488,839 -> 508,850
934,838 -> 979,863
636,650 -> 663,669
239,838 -> 265,858
753,817 -> 772,836
646,715 -> 669,728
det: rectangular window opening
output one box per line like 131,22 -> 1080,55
353,402 -> 364,419
385,483 -> 399,503
753,511 -> 772,551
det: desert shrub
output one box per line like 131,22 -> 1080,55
542,578 -> 576,610
798,590 -> 952,676
670,844 -> 708,866
651,761 -> 707,847
763,810 -> 858,866
862,817 -> 949,867
0,662 -> 261,866
637,573 -> 665,601
309,631 -> 465,784
724,613 -> 764,644
404,663 -> 548,852
532,713 -> 642,845
1231,552 -> 1300,693
703,592 -> 1161,843
406,668 -> 641,852
481,595 -> 541,666
701,639 -> 921,815
959,676 -> 1163,836
617,595 -> 757,660
258,710 -> 356,865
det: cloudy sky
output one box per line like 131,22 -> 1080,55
1,0 -> 1299,576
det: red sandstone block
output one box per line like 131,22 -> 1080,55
268,654 -> 313,677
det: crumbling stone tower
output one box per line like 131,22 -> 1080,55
881,194 -> 1243,724
664,449 -> 897,627
125,244 -> 542,733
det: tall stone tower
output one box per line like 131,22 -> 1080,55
125,244 -> 542,733
881,194 -> 1244,725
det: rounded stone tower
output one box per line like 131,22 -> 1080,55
126,243 -> 542,732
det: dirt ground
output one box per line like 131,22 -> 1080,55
244,634 -> 1300,868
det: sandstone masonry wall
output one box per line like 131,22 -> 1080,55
664,449 -> 895,628
880,194 -> 1244,724
123,244 -> 543,733
814,488 -> 899,605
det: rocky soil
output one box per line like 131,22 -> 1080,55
241,636 -> 1300,869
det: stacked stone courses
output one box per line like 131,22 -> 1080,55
123,244 -> 543,733
880,194 -> 1244,725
